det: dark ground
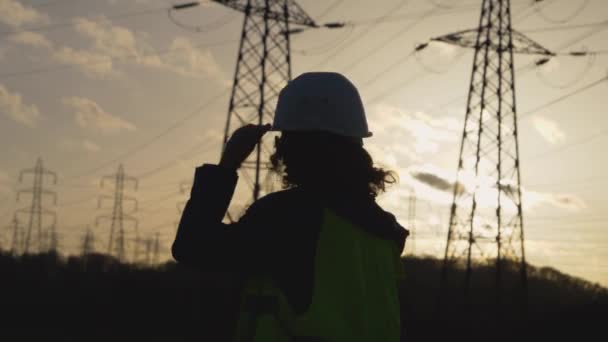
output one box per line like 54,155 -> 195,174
0,251 -> 605,341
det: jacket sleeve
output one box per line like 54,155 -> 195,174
171,164 -> 277,274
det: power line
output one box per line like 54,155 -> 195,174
520,73 -> 608,119
425,15 -> 608,115
316,0 -> 345,20
136,138 -> 218,180
311,0 -> 411,69
529,176 -> 608,188
526,127 -> 608,162
533,0 -> 590,25
340,6 -> 441,74
293,25 -> 356,56
345,4 -> 478,27
64,86 -> 230,183
360,0 -> 545,106
167,7 -> 236,32
521,19 -> 608,34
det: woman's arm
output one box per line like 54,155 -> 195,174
172,124 -> 273,272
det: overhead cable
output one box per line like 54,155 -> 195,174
64,86 -> 231,182
533,0 -> 590,24
520,73 -> 608,119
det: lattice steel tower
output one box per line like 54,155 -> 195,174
96,164 -> 138,262
218,0 -> 317,202
81,227 -> 95,256
433,0 -> 554,310
15,158 -> 57,254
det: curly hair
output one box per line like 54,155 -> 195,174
270,131 -> 397,198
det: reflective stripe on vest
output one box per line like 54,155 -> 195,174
234,208 -> 402,342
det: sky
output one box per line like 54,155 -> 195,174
0,0 -> 607,285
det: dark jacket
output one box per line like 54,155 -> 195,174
172,163 -> 408,316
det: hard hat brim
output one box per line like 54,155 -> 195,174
270,126 -> 373,138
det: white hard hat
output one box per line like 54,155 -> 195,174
272,72 -> 372,139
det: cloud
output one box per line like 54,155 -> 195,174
59,138 -> 102,153
161,37 -> 225,80
53,46 -> 115,78
64,17 -> 224,80
434,41 -> 458,58
411,171 -> 465,196
526,192 -> 586,211
538,57 -> 560,73
407,164 -> 586,212
62,96 -> 135,134
532,116 -> 565,144
0,0 -> 48,28
73,16 -> 139,58
369,104 -> 460,155
83,140 -> 101,152
0,83 -> 41,127
8,31 -> 52,48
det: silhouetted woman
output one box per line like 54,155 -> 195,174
173,72 -> 409,342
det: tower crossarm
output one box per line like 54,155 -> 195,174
16,188 -> 56,202
97,195 -> 114,209
18,164 -> 57,184
40,209 -> 57,224
95,215 -> 113,226
432,28 -> 555,56
212,0 -> 317,27
122,214 -> 139,230
122,196 -> 139,213
41,190 -> 58,204
123,176 -> 139,190
100,175 -> 116,188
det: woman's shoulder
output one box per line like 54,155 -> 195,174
252,186 -> 314,210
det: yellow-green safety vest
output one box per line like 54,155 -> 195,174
234,208 -> 403,342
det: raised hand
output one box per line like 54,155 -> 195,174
219,124 -> 272,170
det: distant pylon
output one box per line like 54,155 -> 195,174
48,225 -> 59,253
130,235 -> 142,263
81,227 -> 95,256
152,232 -> 160,265
433,0 -> 555,313
96,164 -> 138,262
7,216 -> 22,255
215,0 -> 317,203
15,158 -> 57,254
132,234 -> 157,265
407,189 -> 416,256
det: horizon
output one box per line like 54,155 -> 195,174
0,0 -> 607,286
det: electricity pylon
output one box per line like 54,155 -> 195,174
433,0 -> 554,312
174,0 -> 317,203
96,164 -> 138,262
221,0 -> 316,202
15,158 -> 57,254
